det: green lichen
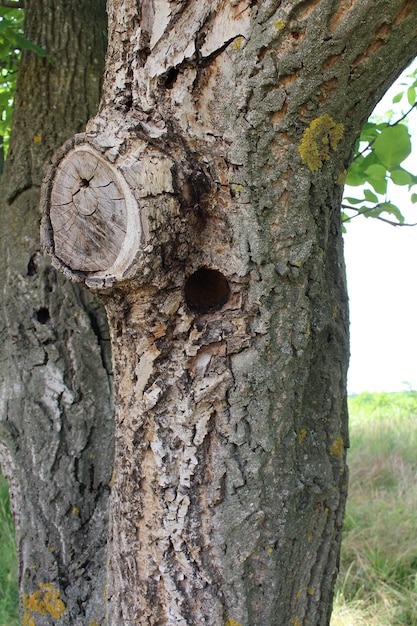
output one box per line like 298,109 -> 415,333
298,114 -> 344,171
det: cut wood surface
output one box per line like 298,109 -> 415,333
50,146 -> 127,272
42,137 -> 148,285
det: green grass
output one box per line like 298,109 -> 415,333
0,472 -> 19,626
1,392 -> 416,625
332,391 -> 417,626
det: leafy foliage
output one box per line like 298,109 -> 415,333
343,62 -> 417,226
0,4 -> 48,168
0,6 -> 23,159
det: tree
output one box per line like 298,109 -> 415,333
2,1 -> 417,625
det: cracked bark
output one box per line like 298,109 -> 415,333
42,1 -> 417,624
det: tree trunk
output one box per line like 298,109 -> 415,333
0,2 -> 112,625
4,0 -> 417,624
43,1 -> 417,624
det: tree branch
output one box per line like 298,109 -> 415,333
0,0 -> 23,7
342,204 -> 417,227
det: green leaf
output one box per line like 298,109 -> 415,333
345,197 -> 365,205
345,168 -> 365,187
407,86 -> 416,106
365,164 -> 386,179
392,92 -> 403,104
363,189 -> 378,203
369,178 -> 387,195
373,124 -> 411,168
364,163 -> 388,194
390,168 -> 412,185
411,193 -> 417,204
378,202 -> 405,223
8,30 -> 47,56
366,202 -> 404,222
359,122 -> 379,143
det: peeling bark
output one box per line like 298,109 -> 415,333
3,0 -> 416,624
42,1 -> 417,624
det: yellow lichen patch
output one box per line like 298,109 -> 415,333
232,36 -> 244,50
307,532 -> 313,542
298,114 -> 344,171
291,617 -> 301,626
33,133 -> 42,143
332,305 -> 338,319
307,586 -> 315,596
23,582 -> 66,619
298,428 -> 307,444
72,506 -> 79,515
89,620 -> 100,626
225,618 -> 242,626
329,436 -> 344,458
22,613 -> 35,626
274,20 -> 286,30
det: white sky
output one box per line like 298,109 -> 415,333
344,61 -> 417,394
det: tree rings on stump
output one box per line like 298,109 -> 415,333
41,135 -> 141,286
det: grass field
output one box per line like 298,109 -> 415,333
0,391 -> 416,625
332,391 -> 417,625
0,471 -> 18,626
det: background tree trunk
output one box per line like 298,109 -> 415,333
0,2 -> 112,625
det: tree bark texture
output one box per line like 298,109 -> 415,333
0,2 -> 112,625
41,0 -> 417,624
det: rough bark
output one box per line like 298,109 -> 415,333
14,0 -> 417,624
0,2 -> 112,625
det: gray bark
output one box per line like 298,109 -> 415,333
0,1 -> 112,625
